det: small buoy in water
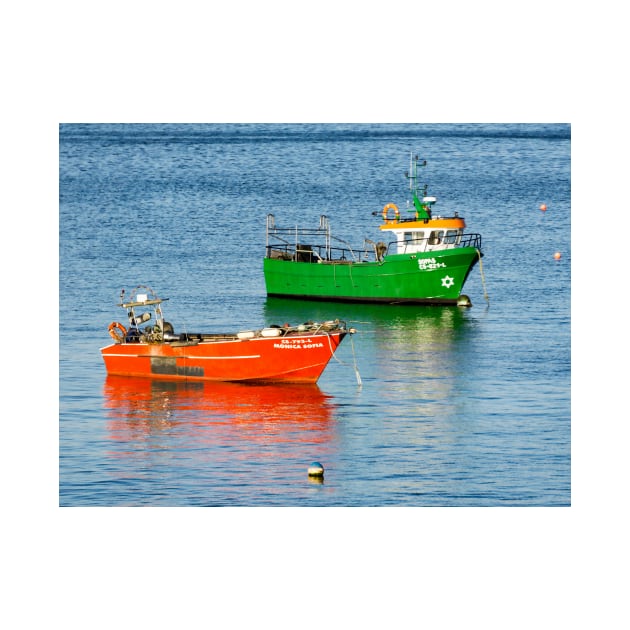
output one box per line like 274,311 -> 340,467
540,203 -> 547,212
457,295 -> 472,307
554,251 -> 561,260
308,462 -> 324,477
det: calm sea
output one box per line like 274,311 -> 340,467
59,123 -> 570,506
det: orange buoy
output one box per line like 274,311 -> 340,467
553,252 -> 561,260
540,203 -> 547,212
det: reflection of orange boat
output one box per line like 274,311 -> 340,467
103,375 -> 336,446
101,285 -> 355,383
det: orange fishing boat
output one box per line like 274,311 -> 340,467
101,285 -> 355,384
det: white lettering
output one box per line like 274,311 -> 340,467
274,342 -> 324,349
418,259 -> 447,270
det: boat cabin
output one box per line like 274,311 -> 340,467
379,199 -> 467,255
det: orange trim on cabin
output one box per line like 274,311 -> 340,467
379,218 -> 466,231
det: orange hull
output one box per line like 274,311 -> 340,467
101,330 -> 347,383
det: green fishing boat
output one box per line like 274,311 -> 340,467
264,154 -> 483,306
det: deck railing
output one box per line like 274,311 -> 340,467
265,214 -> 482,262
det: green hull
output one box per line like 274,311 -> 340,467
264,247 -> 480,305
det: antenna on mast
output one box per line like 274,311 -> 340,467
404,153 -> 432,220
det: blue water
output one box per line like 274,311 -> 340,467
59,123 -> 570,506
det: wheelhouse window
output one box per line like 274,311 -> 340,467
428,230 -> 444,245
399,231 -> 427,253
443,229 -> 460,244
403,231 -> 424,242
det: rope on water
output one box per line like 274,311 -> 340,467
326,331 -> 362,387
477,248 -> 490,305
349,334 -> 362,387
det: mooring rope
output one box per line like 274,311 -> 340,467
326,331 -> 362,387
477,248 -> 490,305
349,334 -> 362,387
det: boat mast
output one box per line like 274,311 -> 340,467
406,153 -> 431,220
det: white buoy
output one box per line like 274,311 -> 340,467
308,462 -> 324,477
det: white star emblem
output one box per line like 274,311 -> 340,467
441,275 -> 454,288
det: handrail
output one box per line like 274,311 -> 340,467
265,211 -> 482,262
267,233 -> 482,261
390,233 -> 481,255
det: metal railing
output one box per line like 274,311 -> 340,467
265,214 -> 482,262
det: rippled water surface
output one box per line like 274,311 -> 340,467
59,123 -> 570,506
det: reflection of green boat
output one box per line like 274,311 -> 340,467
264,155 -> 483,306
263,297 -> 469,338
